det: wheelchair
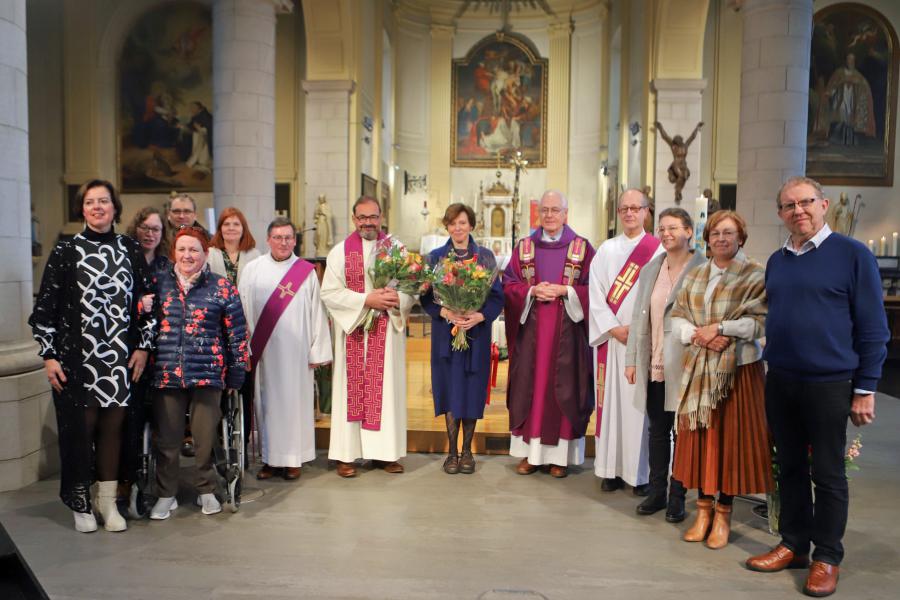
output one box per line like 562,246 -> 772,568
131,388 -> 246,516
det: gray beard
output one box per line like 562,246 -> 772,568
360,229 -> 378,241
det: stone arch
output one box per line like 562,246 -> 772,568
301,0 -> 355,80
652,0 -> 710,80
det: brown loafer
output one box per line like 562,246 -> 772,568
336,461 -> 357,478
516,458 -> 538,475
283,467 -> 302,480
256,464 -> 279,480
549,465 -> 568,478
443,455 -> 460,474
746,544 -> 810,572
373,460 -> 404,474
804,561 -> 839,597
458,453 -> 475,474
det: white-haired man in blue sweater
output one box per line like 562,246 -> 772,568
746,176 -> 889,598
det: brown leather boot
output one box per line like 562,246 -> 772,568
683,498 -> 714,542
706,502 -> 733,549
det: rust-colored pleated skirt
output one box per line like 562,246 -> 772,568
672,361 -> 774,496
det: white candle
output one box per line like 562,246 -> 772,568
868,240 -> 876,253
893,232 -> 898,256
880,236 -> 887,255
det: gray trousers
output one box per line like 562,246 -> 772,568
154,387 -> 221,497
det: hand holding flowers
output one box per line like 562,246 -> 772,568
362,237 -> 431,331
431,255 -> 498,351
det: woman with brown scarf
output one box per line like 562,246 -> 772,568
669,210 -> 773,549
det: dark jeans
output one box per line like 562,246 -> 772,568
646,381 -> 682,495
765,371 -> 852,566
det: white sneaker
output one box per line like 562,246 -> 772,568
198,493 -> 221,515
73,511 -> 98,533
150,497 -> 178,520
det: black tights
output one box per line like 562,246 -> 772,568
699,490 -> 733,506
84,407 -> 125,482
445,412 -> 477,456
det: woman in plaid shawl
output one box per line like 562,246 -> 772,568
669,211 -> 773,550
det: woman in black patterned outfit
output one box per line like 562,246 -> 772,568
29,180 -> 156,533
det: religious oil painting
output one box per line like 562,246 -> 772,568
119,3 -> 213,192
451,33 -> 548,168
807,3 -> 899,186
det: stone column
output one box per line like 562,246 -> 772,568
0,0 -> 55,492
651,78 -> 706,217
213,0 -> 291,243
428,24 -> 453,231
302,79 -> 354,253
546,20 -> 573,193
737,0 -> 812,261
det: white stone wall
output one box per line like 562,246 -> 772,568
0,370 -> 57,492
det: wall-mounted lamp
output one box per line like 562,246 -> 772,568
600,161 -> 609,176
629,121 -> 641,146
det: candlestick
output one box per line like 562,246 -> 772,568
868,239 -> 876,254
893,232 -> 898,256
879,236 -> 887,255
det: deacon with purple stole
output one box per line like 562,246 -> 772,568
239,217 -> 332,481
504,190 -> 595,478
320,196 -> 415,478
590,188 -> 663,494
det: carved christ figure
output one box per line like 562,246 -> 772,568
655,121 -> 704,204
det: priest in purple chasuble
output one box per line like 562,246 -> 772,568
320,197 -> 415,478
239,218 -> 332,481
590,188 -> 663,493
503,190 -> 596,477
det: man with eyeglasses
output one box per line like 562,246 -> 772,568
321,196 -> 415,477
166,192 -> 208,236
239,218 -> 332,482
746,176 -> 888,598
590,188 -> 663,495
503,190 -> 595,478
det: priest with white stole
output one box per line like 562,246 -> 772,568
320,196 -> 416,477
239,217 -> 332,481
590,188 -> 663,494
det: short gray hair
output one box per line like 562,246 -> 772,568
539,189 -> 568,209
267,216 -> 296,236
618,188 -> 648,208
776,176 -> 825,207
167,192 -> 197,212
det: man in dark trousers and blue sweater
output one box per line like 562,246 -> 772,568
746,176 -> 889,597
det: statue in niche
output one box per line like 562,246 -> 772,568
825,191 -> 854,235
641,185 -> 655,233
703,188 -> 721,215
314,194 -> 333,256
491,206 -> 505,237
655,120 -> 704,204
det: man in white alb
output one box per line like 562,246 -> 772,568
590,188 -> 663,494
320,196 -> 415,477
239,217 -> 332,481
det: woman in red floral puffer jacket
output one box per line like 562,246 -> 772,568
149,226 -> 249,519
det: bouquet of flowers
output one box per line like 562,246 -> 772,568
362,237 -> 430,331
845,434 -> 863,477
430,255 -> 498,351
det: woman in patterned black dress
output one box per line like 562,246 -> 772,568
29,180 -> 156,533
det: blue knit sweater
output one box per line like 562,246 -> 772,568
763,233 -> 889,391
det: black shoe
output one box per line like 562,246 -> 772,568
600,477 -> 624,492
633,483 -> 651,497
665,493 -> 686,523
636,491 -> 667,515
181,439 -> 195,458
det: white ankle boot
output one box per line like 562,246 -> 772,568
150,497 -> 178,520
73,510 -> 98,533
95,481 -> 127,532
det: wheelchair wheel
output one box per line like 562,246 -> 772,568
222,390 -> 244,513
134,421 -> 157,517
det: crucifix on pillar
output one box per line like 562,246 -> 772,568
507,149 -> 529,248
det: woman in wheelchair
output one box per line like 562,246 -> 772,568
148,226 -> 250,519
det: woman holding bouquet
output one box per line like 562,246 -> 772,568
421,204 -> 504,474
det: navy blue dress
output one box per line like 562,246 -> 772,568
421,237 -> 505,419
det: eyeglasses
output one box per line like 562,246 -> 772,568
270,235 -> 295,243
709,229 -> 739,239
170,208 -> 195,216
778,198 -> 820,214
618,205 -> 647,214
539,207 -> 564,216
354,214 -> 381,222
137,225 -> 162,234
657,226 -> 687,235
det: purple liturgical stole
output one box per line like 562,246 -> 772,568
249,258 -> 315,369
